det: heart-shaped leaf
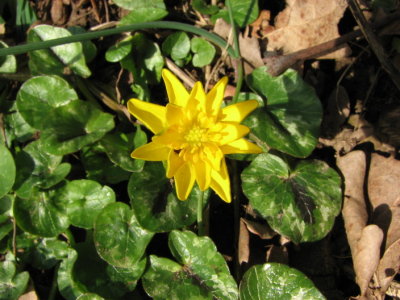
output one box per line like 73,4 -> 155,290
94,202 -> 154,268
16,75 -> 78,129
28,24 -> 91,77
128,162 -> 200,232
246,67 -> 322,158
40,100 -> 115,155
0,259 -> 30,300
191,37 -> 216,67
54,180 -> 115,229
239,263 -> 325,299
241,153 -> 342,243
162,32 -> 191,61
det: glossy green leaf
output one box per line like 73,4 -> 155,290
0,41 -> 16,73
241,153 -> 342,243
77,294 -> 104,300
3,102 -> 36,144
28,24 -> 91,77
213,0 -> 259,28
80,146 -> 131,184
170,230 -> 238,299
0,259 -> 29,300
192,0 -> 219,15
162,32 -> 191,61
40,100 -> 115,155
100,130 -> 146,172
191,37 -> 216,67
58,248 -> 87,300
118,0 -> 168,24
94,202 -> 154,268
72,241 -> 145,298
143,255 -> 212,300
13,188 -> 70,237
14,140 -> 70,198
54,180 -> 115,229
240,263 -> 325,299
246,67 -> 322,158
105,36 -> 133,62
67,27 -> 97,63
0,144 -> 15,198
128,162 -> 200,232
0,196 -> 12,242
16,75 -> 78,129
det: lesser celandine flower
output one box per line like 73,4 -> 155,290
128,69 -> 262,203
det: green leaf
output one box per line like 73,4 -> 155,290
212,0 -> 259,28
162,32 -> 191,61
105,36 -> 133,63
240,263 -> 326,299
100,130 -> 146,172
191,37 -> 216,67
54,180 -> 115,229
14,140 -> 71,198
72,241 -> 145,298
246,68 -> 322,158
28,24 -> 91,77
16,75 -> 78,129
0,260 -> 29,300
0,196 -> 13,242
94,202 -> 154,268
58,248 -> 87,300
40,100 -> 115,155
241,153 -> 342,243
67,27 -> 97,63
128,162 -> 200,232
0,144 -> 15,198
172,230 -> 239,299
13,188 -> 70,237
192,0 -> 219,15
0,41 -> 16,73
144,231 -> 238,299
80,146 -> 131,184
3,102 -> 36,144
118,0 -> 168,24
77,294 -> 104,300
143,255 -> 211,300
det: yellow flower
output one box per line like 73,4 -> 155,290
128,69 -> 262,203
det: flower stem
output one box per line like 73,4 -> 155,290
197,190 -> 206,236
0,21 -> 237,58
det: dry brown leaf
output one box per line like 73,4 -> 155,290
369,153 -> 400,208
337,151 -> 368,254
377,238 -> 400,295
238,218 -> 250,264
354,225 -> 384,296
239,35 -> 264,74
241,218 -> 277,240
266,0 -> 350,59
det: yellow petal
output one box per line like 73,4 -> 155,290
220,138 -> 263,154
206,76 -> 228,116
128,99 -> 166,134
166,103 -> 185,126
166,150 -> 184,178
212,123 -> 250,145
193,160 -> 211,191
162,69 -> 189,107
186,81 -> 206,118
210,159 -> 231,203
220,100 -> 259,123
174,163 -> 195,200
131,142 -> 170,161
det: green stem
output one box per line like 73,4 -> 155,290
0,21 -> 237,58
226,0 -> 244,102
197,190 -> 205,236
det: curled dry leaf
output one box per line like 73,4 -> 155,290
377,239 -> 400,295
241,218 -> 277,240
369,154 -> 400,249
238,218 -> 250,264
265,0 -> 350,59
354,225 -> 384,296
337,150 -> 368,254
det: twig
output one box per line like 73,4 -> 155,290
347,0 -> 400,91
165,57 -> 196,87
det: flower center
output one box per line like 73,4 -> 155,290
184,126 -> 206,146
